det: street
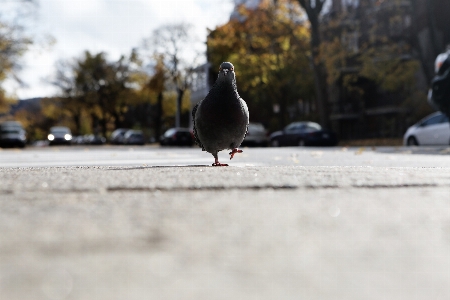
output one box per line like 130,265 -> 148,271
2,144 -> 450,167
2,145 -> 450,299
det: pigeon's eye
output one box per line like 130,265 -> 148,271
219,67 -> 222,71
230,67 -> 234,71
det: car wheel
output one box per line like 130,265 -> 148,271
298,139 -> 305,147
270,139 -> 279,147
407,136 -> 419,146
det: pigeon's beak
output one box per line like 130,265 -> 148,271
222,69 -> 229,75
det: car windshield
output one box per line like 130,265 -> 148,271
306,122 -> 322,131
164,129 -> 176,137
285,122 -> 322,132
112,129 -> 127,137
420,114 -> 446,126
284,124 -> 298,131
52,130 -> 69,134
1,129 -> 21,134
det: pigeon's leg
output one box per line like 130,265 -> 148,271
212,154 -> 228,166
229,148 -> 243,160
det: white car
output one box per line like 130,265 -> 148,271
403,112 -> 450,146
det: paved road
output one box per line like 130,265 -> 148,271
2,144 -> 450,167
2,146 -> 450,300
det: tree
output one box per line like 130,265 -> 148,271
51,59 -> 86,135
52,51 -> 141,136
142,23 -> 200,128
0,0 -> 36,113
321,38 -> 420,96
317,0 -> 431,138
144,55 -> 166,141
207,1 -> 314,130
409,0 -> 450,84
294,0 -> 329,128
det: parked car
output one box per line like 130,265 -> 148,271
160,128 -> 194,146
71,135 -> 85,145
48,126 -> 72,146
124,130 -> 145,145
403,112 -> 450,146
0,121 -> 26,148
110,128 -> 130,145
269,121 -> 338,147
242,122 -> 269,147
84,134 -> 106,145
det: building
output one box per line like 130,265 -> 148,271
323,0 -> 450,139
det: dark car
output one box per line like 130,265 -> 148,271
48,126 -> 72,146
110,128 -> 130,145
123,130 -> 145,145
160,128 -> 194,146
83,134 -> 106,145
71,135 -> 85,145
270,121 -> 338,147
0,121 -> 26,148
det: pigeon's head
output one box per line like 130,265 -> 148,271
218,62 -> 235,81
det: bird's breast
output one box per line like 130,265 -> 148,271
200,98 -> 244,124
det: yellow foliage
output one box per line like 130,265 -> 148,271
207,1 -> 314,126
0,89 -> 16,114
162,90 -> 191,118
162,91 -> 177,117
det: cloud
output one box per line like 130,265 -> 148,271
6,0 -> 234,99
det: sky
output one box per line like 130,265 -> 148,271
4,0 -> 237,99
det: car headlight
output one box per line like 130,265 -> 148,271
48,134 -> 55,141
64,134 -> 72,141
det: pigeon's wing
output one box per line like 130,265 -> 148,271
191,102 -> 198,120
239,97 -> 250,139
191,102 -> 205,150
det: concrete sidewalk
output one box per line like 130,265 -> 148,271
1,165 -> 450,299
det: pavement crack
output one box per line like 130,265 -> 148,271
107,185 -> 298,192
352,183 -> 439,188
7,183 -> 443,196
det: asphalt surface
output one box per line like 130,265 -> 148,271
2,146 -> 450,299
2,144 -> 450,167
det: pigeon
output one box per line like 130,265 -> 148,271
192,62 -> 249,166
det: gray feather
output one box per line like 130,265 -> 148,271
192,62 -> 249,159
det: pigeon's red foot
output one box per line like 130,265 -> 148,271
212,157 -> 228,166
229,148 -> 243,160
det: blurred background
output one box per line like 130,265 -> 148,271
0,0 -> 448,147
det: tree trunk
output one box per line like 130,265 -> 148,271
311,58 -> 329,127
176,88 -> 184,128
155,91 -> 163,142
410,0 -> 440,85
91,114 -> 99,135
72,113 -> 81,136
114,112 -> 122,130
296,0 -> 329,128
99,117 -> 107,138
426,0 -> 441,58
